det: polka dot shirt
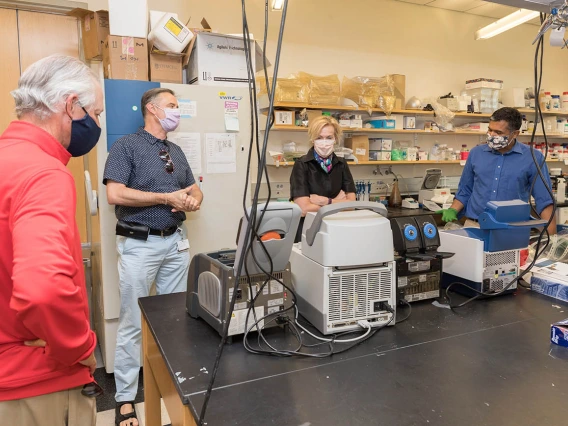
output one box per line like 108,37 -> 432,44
103,128 -> 195,230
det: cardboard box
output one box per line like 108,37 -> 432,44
68,9 -> 109,60
108,0 -> 148,38
551,319 -> 568,347
339,119 -> 350,128
307,109 -> 322,125
187,31 -> 269,87
275,110 -> 294,126
149,52 -> 182,83
381,138 -> 393,151
344,135 -> 369,162
102,36 -> 148,81
529,259 -> 568,304
418,151 -> 428,161
148,19 -> 209,84
379,151 -> 392,161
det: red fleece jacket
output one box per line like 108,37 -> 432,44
0,121 -> 96,401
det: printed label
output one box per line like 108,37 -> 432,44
270,281 -> 283,295
267,298 -> 284,307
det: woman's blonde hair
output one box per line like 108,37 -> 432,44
307,115 -> 343,144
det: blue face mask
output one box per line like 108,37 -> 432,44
67,107 -> 101,157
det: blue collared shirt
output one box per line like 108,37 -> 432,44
103,128 -> 195,229
455,141 -> 553,219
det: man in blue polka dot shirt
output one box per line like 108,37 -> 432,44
103,88 -> 203,426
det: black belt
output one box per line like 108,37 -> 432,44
149,226 -> 178,237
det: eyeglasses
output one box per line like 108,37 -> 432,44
159,149 -> 174,174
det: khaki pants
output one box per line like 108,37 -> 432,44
0,386 -> 95,426
464,219 -> 481,228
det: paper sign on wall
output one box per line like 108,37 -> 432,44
169,132 -> 202,174
206,133 -> 236,174
178,99 -> 197,118
224,100 -> 239,131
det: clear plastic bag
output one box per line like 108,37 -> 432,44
427,98 -> 455,131
341,75 -> 394,115
298,72 -> 341,105
256,74 -> 309,103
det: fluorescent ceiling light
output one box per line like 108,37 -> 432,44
475,8 -> 540,40
272,0 -> 284,11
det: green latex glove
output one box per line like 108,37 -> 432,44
436,208 -> 458,223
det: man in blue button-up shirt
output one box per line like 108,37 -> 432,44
439,107 -> 555,234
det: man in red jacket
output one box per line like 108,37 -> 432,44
0,55 -> 103,425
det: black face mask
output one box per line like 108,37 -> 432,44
67,107 -> 101,157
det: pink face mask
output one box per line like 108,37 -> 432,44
153,104 -> 181,133
314,139 -> 335,158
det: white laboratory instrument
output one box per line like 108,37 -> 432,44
418,168 -> 453,206
290,202 -> 396,335
402,198 -> 419,209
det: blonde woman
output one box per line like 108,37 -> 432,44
290,115 -> 356,242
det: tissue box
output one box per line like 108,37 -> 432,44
379,151 -> 392,161
381,138 -> 392,151
552,319 -> 568,347
369,150 -> 380,161
369,138 -> 382,151
350,118 -> 363,128
407,151 -> 417,161
418,151 -> 428,161
403,116 -> 416,129
274,110 -> 294,126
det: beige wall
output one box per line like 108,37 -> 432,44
85,0 -> 568,96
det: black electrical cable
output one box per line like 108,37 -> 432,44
197,1 -> 287,423
396,299 -> 412,323
445,13 -> 556,310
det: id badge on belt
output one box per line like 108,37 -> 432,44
177,239 -> 190,252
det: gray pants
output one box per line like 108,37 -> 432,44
114,229 -> 190,402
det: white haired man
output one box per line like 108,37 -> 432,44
0,55 -> 103,426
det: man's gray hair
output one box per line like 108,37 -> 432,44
11,55 -> 99,120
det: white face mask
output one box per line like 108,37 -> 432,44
314,139 -> 335,158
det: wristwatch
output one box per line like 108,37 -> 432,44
328,198 -> 332,205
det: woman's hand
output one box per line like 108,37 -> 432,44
309,194 -> 329,206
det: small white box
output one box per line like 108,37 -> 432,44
274,110 -> 293,125
407,151 -> 417,161
418,151 -> 428,161
339,119 -> 350,128
379,151 -> 391,161
403,116 -> 416,129
109,0 -> 148,38
369,138 -> 382,151
350,119 -> 363,128
501,88 -> 525,108
381,139 -> 392,151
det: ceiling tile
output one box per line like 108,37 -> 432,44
466,2 -> 520,18
426,0 -> 486,12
